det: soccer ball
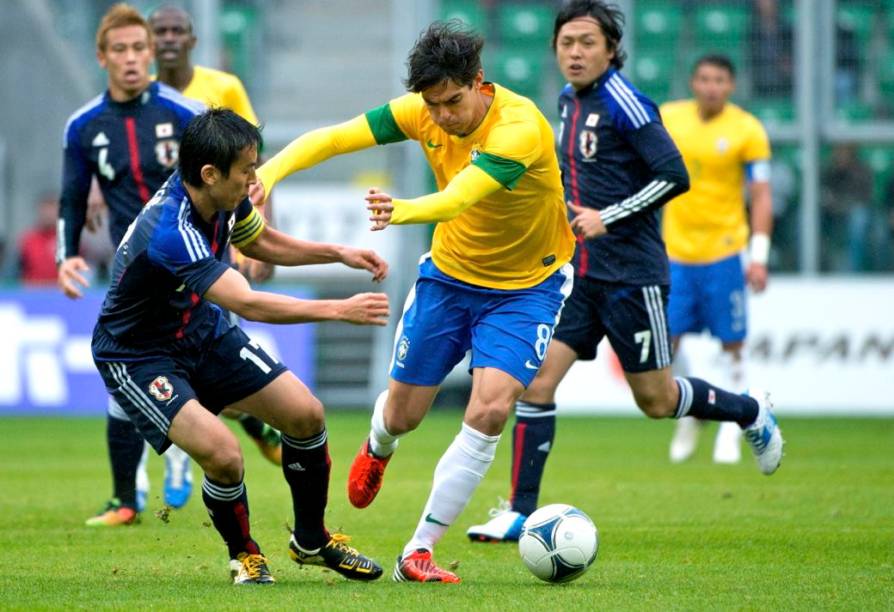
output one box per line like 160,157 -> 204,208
518,503 -> 598,583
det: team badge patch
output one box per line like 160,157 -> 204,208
155,140 -> 179,167
148,376 -> 173,402
715,137 -> 729,153
470,149 -> 480,163
397,335 -> 410,363
579,130 -> 598,159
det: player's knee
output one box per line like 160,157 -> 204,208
634,390 -> 676,419
523,374 -> 557,404
280,396 -> 325,439
205,444 -> 244,483
384,409 -> 423,435
467,395 -> 513,434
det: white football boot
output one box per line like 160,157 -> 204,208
742,390 -> 784,475
713,421 -> 743,464
669,416 -> 703,463
466,499 -> 526,542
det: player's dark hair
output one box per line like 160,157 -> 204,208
404,20 -> 484,92
179,108 -> 262,187
552,0 -> 627,70
692,54 -> 736,78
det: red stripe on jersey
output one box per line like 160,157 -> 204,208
124,117 -> 151,204
566,99 -> 589,277
175,292 -> 200,340
175,220 -> 221,340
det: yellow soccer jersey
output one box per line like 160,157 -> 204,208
660,99 -> 770,263
365,83 -> 574,289
181,65 -> 259,125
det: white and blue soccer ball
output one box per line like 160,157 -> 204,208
518,503 -> 598,583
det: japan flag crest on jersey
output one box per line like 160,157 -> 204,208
148,376 -> 174,402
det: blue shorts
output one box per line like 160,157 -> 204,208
553,277 -> 672,372
93,323 -> 287,453
390,256 -> 573,387
667,253 -> 747,343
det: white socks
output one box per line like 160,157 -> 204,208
403,423 -> 500,558
369,389 -> 400,457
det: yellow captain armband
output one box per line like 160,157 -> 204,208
232,207 -> 265,248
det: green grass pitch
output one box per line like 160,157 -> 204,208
1,412 -> 891,610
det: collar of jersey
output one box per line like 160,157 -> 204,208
574,67 -> 615,97
448,81 -> 498,144
105,82 -> 155,109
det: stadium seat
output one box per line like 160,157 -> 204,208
773,145 -> 801,174
750,98 -> 796,126
488,49 -> 545,101
634,2 -> 682,52
836,2 -> 876,47
497,4 -> 552,48
835,100 -> 873,122
440,0 -> 487,32
878,49 -> 894,98
693,5 -> 750,48
220,6 -> 257,84
859,145 -> 894,201
632,51 -> 674,101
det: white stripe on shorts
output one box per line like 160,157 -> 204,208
107,362 -> 170,434
642,286 -> 671,368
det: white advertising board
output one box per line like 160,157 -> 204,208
269,184 -> 400,279
556,278 -> 894,415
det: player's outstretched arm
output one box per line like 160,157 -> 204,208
364,165 -> 503,229
205,267 -> 389,325
239,226 -> 388,282
252,115 -> 378,204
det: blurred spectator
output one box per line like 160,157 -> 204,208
750,0 -> 793,98
768,156 -> 798,270
880,174 -> 894,270
835,23 -> 860,104
820,143 -> 873,271
17,194 -> 59,285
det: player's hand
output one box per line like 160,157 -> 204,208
240,257 -> 275,283
747,262 -> 768,293
337,292 -> 390,325
568,202 -> 607,238
365,187 -> 394,231
249,179 -> 267,206
57,256 -> 90,299
338,246 -> 389,282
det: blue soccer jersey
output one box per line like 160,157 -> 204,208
59,82 -> 205,260
557,68 -> 685,285
93,171 -> 264,355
